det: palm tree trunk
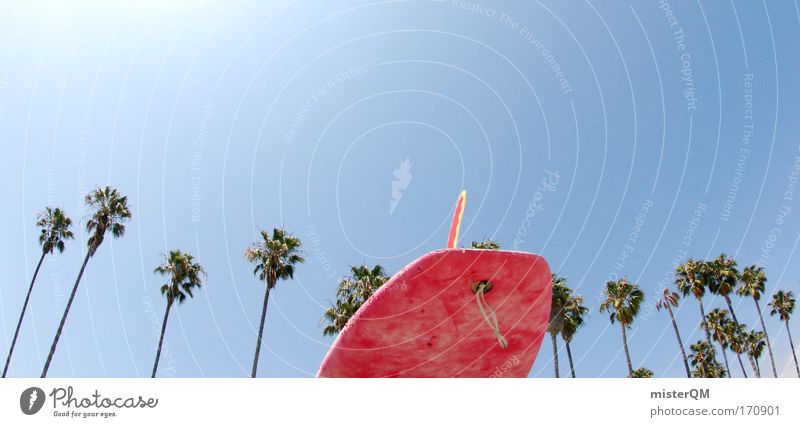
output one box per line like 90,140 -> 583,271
2,251 -> 46,378
151,301 -> 172,378
251,284 -> 272,378
550,331 -> 559,378
785,320 -> 800,378
754,298 -> 778,377
720,347 -> 731,377
666,305 -> 691,378
565,340 -> 576,378
698,299 -> 712,344
748,355 -> 760,378
724,295 -> 740,324
755,356 -> 762,378
620,322 -> 633,377
723,295 -> 748,377
735,351 -> 748,378
41,249 -> 91,378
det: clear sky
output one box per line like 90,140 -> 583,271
1,0 -> 799,378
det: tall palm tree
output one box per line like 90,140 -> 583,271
600,278 -> 644,377
655,288 -> 691,378
769,290 -> 799,377
244,228 -> 304,378
470,239 -> 500,250
707,254 -> 741,324
743,329 -> 767,378
41,187 -> 131,378
152,250 -> 205,378
703,308 -> 732,377
548,274 -> 571,378
2,207 -> 73,378
707,254 -> 748,376
561,294 -> 588,378
322,264 -> 389,336
675,259 -> 714,346
727,322 -> 751,376
738,265 -> 777,377
689,340 -> 726,378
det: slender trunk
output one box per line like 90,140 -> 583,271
754,298 -> 778,377
41,250 -> 91,378
151,301 -> 172,378
723,295 -> 748,377
720,347 -> 731,377
785,321 -> 800,378
748,354 -> 760,378
621,322 -> 633,377
698,299 -> 712,344
735,351 -> 748,378
550,331 -> 559,378
2,251 -> 46,378
724,295 -> 740,324
565,340 -> 576,378
666,305 -> 691,378
251,284 -> 272,378
755,357 -> 762,378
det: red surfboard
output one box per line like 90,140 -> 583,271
317,192 -> 552,377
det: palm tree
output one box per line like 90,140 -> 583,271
631,367 -> 654,378
2,207 -> 73,378
244,228 -> 304,378
689,340 -> 726,378
675,259 -> 714,346
727,322 -> 751,375
743,329 -> 767,377
703,308 -> 732,377
599,278 -> 644,377
41,187 -> 131,378
548,274 -> 571,378
470,239 -> 500,250
707,254 -> 748,376
738,265 -> 777,377
152,250 -> 205,378
322,264 -> 389,336
769,290 -> 799,377
561,294 -> 588,378
707,254 -> 741,324
655,288 -> 691,378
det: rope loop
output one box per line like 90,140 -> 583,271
473,281 -> 508,349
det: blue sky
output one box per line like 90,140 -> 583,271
1,0 -> 799,378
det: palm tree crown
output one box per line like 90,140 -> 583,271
631,367 -> 654,378
769,290 -> 795,321
689,340 -> 726,378
737,265 -> 766,301
322,264 -> 389,336
470,239 -> 500,250
85,186 -> 132,255
675,259 -> 709,299
37,207 -> 74,254
245,228 -> 304,288
599,278 -> 644,327
561,294 -> 588,343
155,250 -> 206,305
707,254 -> 739,297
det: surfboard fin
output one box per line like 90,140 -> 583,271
446,191 -> 466,248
